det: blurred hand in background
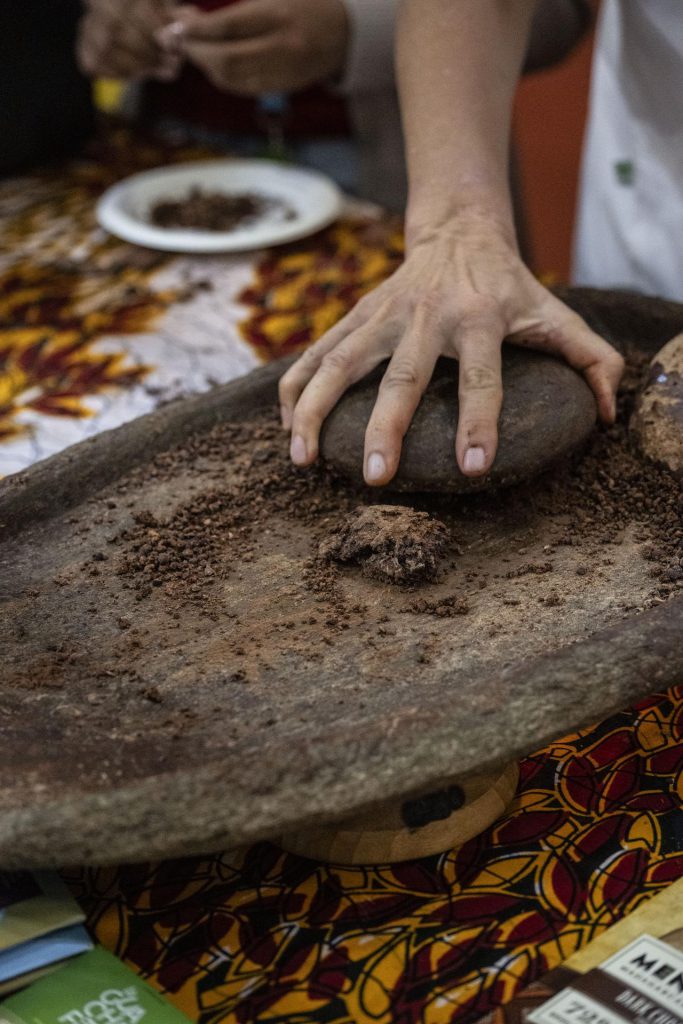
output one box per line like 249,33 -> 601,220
77,0 -> 180,81
156,0 -> 349,95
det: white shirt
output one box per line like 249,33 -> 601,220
573,0 -> 683,301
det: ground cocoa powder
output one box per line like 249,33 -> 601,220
2,351 -> 682,773
115,354 -> 683,619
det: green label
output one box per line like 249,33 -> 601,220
614,159 -> 635,185
1,948 -> 190,1024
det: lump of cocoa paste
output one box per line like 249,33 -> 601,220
319,505 -> 449,585
631,333 -> 683,479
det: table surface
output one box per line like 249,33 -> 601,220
0,130 -> 398,477
2,133 -> 682,1024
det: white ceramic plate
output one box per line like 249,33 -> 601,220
96,158 -> 343,253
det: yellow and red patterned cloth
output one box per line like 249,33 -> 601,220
0,129 -> 400,475
2,133 -> 682,1023
63,688 -> 683,1023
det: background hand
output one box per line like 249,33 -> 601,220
279,214 -> 625,486
78,0 -> 179,80
159,0 -> 349,95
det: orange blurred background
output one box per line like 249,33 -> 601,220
514,10 -> 596,282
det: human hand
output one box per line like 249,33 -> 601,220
279,212 -> 625,486
77,0 -> 180,81
156,0 -> 349,95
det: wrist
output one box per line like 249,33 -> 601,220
405,197 -> 518,254
405,165 -> 516,244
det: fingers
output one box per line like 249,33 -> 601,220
278,307 -> 366,429
584,348 -> 625,423
155,19 -> 187,53
362,332 -> 441,486
156,1 -> 281,91
161,1 -> 277,45
149,52 -> 182,81
78,4 -> 166,78
511,302 -> 625,423
85,0 -> 167,44
283,304 -> 504,485
285,311 -> 400,468
178,35 -> 273,93
453,317 -> 504,477
553,319 -> 624,423
79,37 -> 158,78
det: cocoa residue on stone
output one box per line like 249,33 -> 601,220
116,420 -> 359,614
505,561 -> 554,579
319,505 -> 450,585
403,594 -> 470,617
6,343 -> 683,739
540,418 -> 682,587
113,342 -> 683,633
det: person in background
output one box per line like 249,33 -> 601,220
573,1 -> 683,302
77,0 -> 591,211
0,0 -> 93,175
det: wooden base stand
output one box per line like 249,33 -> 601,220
279,762 -> 519,864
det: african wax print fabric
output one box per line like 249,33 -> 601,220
64,687 -> 683,1024
0,131 -> 393,476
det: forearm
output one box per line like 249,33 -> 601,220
397,0 -> 535,245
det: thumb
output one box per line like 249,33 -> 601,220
158,1 -> 276,48
155,7 -> 196,51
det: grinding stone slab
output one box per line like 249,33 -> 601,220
1,288 -> 683,870
319,350 -> 597,492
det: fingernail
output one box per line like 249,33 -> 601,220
463,446 -> 486,474
366,452 -> 387,483
290,435 -> 307,465
155,21 -> 186,50
280,406 -> 292,430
